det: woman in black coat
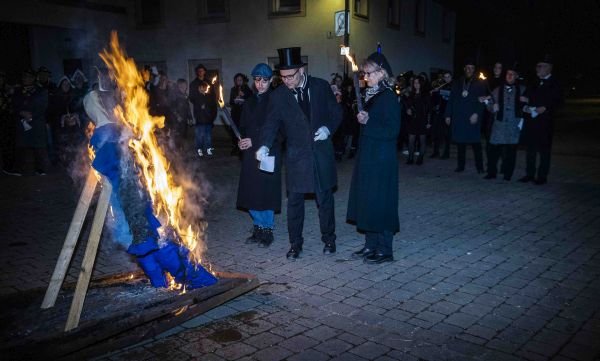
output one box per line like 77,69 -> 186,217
236,64 -> 282,247
347,52 -> 401,264
229,73 -> 252,154
403,76 -> 431,165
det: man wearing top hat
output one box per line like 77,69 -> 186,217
519,54 -> 561,185
444,58 -> 488,173
256,47 -> 342,260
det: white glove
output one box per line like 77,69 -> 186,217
530,106 -> 539,118
314,126 -> 330,141
256,146 -> 269,161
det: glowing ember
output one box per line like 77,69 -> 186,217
345,53 -> 359,72
99,31 -> 205,266
479,72 -> 487,80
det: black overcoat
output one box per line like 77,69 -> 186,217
13,86 -> 48,148
444,77 -> 487,143
521,76 -> 562,150
236,90 -> 282,212
347,88 -> 401,233
260,76 -> 342,194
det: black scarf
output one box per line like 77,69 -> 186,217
496,83 -> 523,121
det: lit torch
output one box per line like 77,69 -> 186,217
345,52 -> 364,112
217,84 -> 242,140
478,72 -> 487,80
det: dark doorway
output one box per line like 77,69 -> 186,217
0,22 -> 31,84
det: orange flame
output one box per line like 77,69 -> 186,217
99,31 -> 204,266
345,54 -> 359,72
217,84 -> 225,108
479,72 -> 487,80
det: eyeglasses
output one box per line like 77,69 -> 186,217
280,68 -> 300,81
363,68 -> 381,77
254,77 -> 271,83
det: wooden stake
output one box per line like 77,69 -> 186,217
65,179 -> 112,331
41,171 -> 99,309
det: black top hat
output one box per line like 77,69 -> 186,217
276,47 -> 307,70
537,54 -> 553,65
463,57 -> 477,67
23,68 -> 36,77
505,61 -> 520,73
37,66 -> 51,74
367,52 -> 393,77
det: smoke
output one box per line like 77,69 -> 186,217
160,133 -> 212,261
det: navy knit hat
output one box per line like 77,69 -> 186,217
251,63 -> 273,79
367,52 -> 393,77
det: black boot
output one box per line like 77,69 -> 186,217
245,225 -> 260,244
406,155 -> 414,165
429,151 -> 440,158
416,155 -> 423,165
258,227 -> 274,248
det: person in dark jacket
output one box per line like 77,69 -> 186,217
229,73 -> 253,155
48,76 -> 85,167
404,76 -> 430,165
169,78 -> 193,152
0,70 -> 18,175
484,63 -> 526,181
189,64 -> 211,101
190,81 -> 217,157
333,79 -> 360,159
347,52 -> 400,264
519,54 -> 562,185
256,47 -> 342,260
429,71 -> 452,158
236,63 -> 282,247
445,58 -> 487,173
13,68 -> 49,175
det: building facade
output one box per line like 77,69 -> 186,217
1,0 -> 455,96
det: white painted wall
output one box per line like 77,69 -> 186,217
1,0 -> 454,96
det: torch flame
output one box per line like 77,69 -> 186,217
345,54 -> 359,72
99,31 -> 204,265
217,85 -> 225,108
479,72 -> 487,80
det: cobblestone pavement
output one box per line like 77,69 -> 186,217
1,126 -> 599,361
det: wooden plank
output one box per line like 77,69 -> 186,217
65,276 -> 260,360
41,170 -> 98,309
2,272 -> 259,360
65,179 -> 112,331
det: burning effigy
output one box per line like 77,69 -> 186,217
85,31 -> 217,289
1,31 -> 261,361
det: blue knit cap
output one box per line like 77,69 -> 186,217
251,63 -> 273,79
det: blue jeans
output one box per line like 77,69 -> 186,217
249,209 -> 274,229
195,124 -> 212,151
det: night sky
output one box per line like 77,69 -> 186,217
449,0 -> 600,94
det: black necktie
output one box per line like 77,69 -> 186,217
295,87 -> 310,119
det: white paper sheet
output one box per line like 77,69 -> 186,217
259,156 -> 275,173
